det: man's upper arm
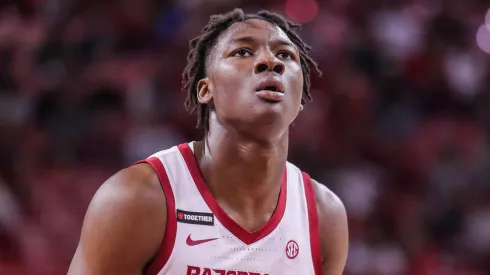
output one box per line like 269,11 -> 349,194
313,179 -> 348,275
68,163 -> 166,275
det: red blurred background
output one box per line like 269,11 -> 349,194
0,0 -> 490,274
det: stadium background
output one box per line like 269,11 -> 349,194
1,0 -> 490,274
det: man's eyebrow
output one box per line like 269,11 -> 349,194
275,38 -> 296,48
229,36 -> 296,48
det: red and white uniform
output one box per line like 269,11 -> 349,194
137,142 -> 321,275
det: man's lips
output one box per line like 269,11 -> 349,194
255,90 -> 284,102
255,76 -> 284,102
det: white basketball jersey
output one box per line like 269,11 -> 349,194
137,142 -> 322,275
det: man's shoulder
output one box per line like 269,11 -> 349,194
95,163 -> 166,212
147,141 -> 192,160
68,164 -> 167,274
310,179 -> 345,218
310,178 -> 349,273
288,163 -> 345,215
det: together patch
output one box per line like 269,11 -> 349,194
177,209 -> 214,226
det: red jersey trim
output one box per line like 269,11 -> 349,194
302,172 -> 322,275
133,158 -> 177,275
177,143 -> 287,245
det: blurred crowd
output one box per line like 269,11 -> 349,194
1,0 -> 490,274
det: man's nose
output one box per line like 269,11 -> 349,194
254,53 -> 285,75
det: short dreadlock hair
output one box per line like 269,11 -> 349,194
182,8 -> 321,131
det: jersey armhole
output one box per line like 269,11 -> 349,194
302,172 -> 323,275
133,157 -> 177,275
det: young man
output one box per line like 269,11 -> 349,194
68,9 -> 348,275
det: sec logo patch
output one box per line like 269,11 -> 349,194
286,240 -> 299,259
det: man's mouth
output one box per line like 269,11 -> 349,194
255,89 -> 284,102
255,80 -> 285,102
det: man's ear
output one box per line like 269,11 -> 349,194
197,78 -> 213,104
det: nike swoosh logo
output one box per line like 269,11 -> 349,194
186,234 -> 219,246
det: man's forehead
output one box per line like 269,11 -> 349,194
218,19 -> 293,46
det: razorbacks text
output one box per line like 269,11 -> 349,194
187,265 -> 270,275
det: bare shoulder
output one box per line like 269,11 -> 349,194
311,179 -> 346,221
95,163 -> 165,210
85,163 -> 166,236
68,163 -> 167,275
311,179 -> 348,275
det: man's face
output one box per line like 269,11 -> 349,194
200,19 -> 304,138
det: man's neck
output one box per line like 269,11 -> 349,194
194,123 -> 288,230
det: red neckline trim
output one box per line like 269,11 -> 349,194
302,172 -> 322,275
177,143 -> 287,245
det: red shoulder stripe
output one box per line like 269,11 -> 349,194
133,158 -> 176,275
302,172 -> 322,275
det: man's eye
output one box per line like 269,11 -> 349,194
232,49 -> 252,57
277,51 -> 292,59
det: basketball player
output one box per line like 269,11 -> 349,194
68,9 -> 348,275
